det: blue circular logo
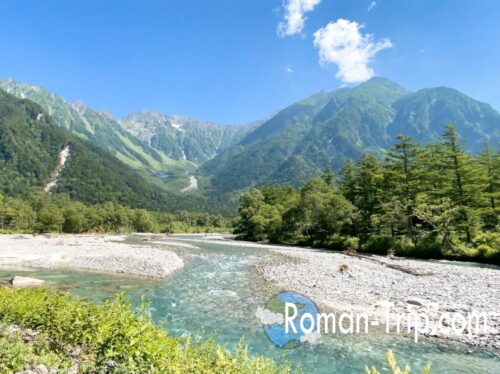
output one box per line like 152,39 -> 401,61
257,291 -> 319,348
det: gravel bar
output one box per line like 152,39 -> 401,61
0,234 -> 184,278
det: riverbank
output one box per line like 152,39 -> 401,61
254,245 -> 500,350
0,234 -> 184,278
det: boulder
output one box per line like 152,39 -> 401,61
10,276 -> 45,287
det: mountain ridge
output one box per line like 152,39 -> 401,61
202,77 -> 500,195
1,76 -> 498,211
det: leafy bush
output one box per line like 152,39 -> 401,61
473,232 -> 500,263
0,287 -> 289,373
477,244 -> 499,262
360,235 -> 395,255
0,331 -> 69,372
325,235 -> 359,251
411,233 -> 444,259
392,237 -> 415,256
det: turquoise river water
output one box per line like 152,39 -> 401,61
0,235 -> 499,373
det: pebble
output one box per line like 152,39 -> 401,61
256,247 -> 500,349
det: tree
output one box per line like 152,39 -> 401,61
37,204 -> 64,232
436,125 -> 488,243
295,178 -> 355,243
478,145 -> 500,230
353,155 -> 384,242
234,189 -> 265,240
63,207 -> 88,233
339,159 -> 358,205
321,167 -> 334,186
132,209 -> 158,233
383,135 -> 423,239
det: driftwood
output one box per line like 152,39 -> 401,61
339,264 -> 349,273
343,250 -> 433,277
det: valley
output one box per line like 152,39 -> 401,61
1,77 -> 498,213
1,2 -> 498,373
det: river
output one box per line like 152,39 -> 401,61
1,235 -> 498,373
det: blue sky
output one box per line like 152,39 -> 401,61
1,0 -> 499,124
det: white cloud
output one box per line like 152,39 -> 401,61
278,0 -> 322,37
313,19 -> 392,83
368,1 -> 378,12
286,65 -> 294,73
255,307 -> 284,325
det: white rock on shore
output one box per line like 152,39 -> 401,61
0,234 -> 184,279
256,247 -> 500,349
10,276 -> 46,287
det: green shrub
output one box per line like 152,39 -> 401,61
477,244 -> 498,261
360,235 -> 395,255
393,237 -> 415,256
325,235 -> 359,251
411,233 -> 444,259
0,287 -> 290,373
0,331 -> 70,372
473,232 -> 500,263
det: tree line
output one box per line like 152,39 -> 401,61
0,193 -> 231,234
235,125 -> 499,264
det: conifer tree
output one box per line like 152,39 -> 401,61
438,125 -> 487,243
478,145 -> 500,230
354,154 -> 384,242
384,135 -> 423,239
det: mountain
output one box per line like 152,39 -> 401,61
0,79 -> 262,193
119,111 -> 258,165
202,77 -> 500,195
2,76 -> 498,212
0,89 -> 209,211
0,79 -> 173,173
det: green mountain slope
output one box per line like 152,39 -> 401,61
388,86 -> 500,148
0,89 -> 210,211
202,78 -> 499,194
0,79 -> 200,193
201,91 -> 335,193
0,79 -> 262,194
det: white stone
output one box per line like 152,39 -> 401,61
10,276 -> 45,287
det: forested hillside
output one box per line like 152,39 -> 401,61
235,126 -> 499,264
2,77 -> 498,215
0,79 -> 172,174
0,89 -> 215,212
0,79 -> 261,193
203,78 -> 500,196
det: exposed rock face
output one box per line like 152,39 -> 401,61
10,276 -> 46,287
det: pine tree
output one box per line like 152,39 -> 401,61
321,166 -> 334,186
354,154 -> 384,242
339,159 -> 358,205
384,135 -> 423,239
438,125 -> 488,243
478,145 -> 500,230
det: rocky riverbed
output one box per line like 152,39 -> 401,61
0,234 -> 184,278
255,246 -> 500,350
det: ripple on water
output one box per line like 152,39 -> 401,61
0,235 -> 498,374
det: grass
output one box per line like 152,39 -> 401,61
0,287 -> 290,373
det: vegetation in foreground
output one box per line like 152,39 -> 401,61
235,126 -> 499,264
0,193 -> 231,234
365,350 -> 431,374
0,287 -> 288,373
0,288 -> 434,374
